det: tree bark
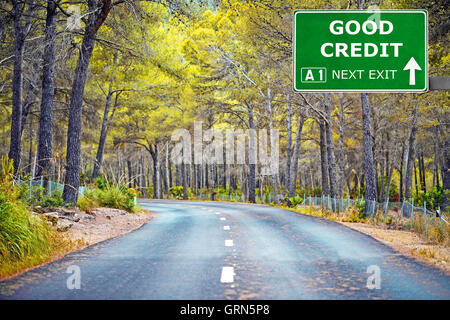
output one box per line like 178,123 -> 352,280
433,125 -> 440,187
248,104 -> 256,203
285,94 -> 292,194
360,93 -> 377,213
337,95 -> 346,197
442,137 -> 449,210
384,130 -> 399,203
63,0 -> 113,204
92,86 -> 113,179
36,0 -> 58,180
404,106 -> 418,200
319,120 -> 329,196
150,144 -> 160,199
266,86 -> 279,204
288,114 -> 305,197
324,93 -> 338,200
9,0 -> 35,174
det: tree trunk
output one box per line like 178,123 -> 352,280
404,107 -> 418,200
319,120 -> 329,196
420,151 -> 426,192
92,86 -> 113,179
248,104 -> 256,203
361,93 -> 377,213
324,93 -> 338,200
285,94 -> 292,194
9,0 -> 35,173
337,96 -> 346,197
433,125 -> 440,187
442,137 -> 449,210
288,114 -> 305,197
63,0 -> 112,204
127,159 -> 132,188
150,144 -> 160,199
36,0 -> 57,180
399,143 -> 405,201
182,161 -> 188,199
266,87 -> 279,204
384,130 -> 399,203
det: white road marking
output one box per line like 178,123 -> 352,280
220,267 -> 234,283
215,212 -> 220,215
220,217 -> 226,221
223,226 -> 230,230
225,240 -> 234,247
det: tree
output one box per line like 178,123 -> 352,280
63,0 -> 114,203
9,0 -> 35,174
36,0 -> 58,179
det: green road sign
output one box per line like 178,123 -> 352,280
293,10 -> 428,92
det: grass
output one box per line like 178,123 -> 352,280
273,201 -> 449,246
77,184 -> 140,213
0,156 -> 81,279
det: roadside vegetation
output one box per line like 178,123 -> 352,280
0,157 -> 80,279
78,177 -> 140,213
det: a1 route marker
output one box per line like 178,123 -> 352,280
293,10 -> 428,92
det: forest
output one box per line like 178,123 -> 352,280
0,0 -> 449,213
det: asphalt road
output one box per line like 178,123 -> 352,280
1,200 -> 449,299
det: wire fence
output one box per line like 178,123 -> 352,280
14,176 -> 86,198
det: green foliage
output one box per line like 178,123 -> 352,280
169,186 -> 184,199
95,175 -> 107,190
0,156 -> 75,278
414,186 -> 444,210
285,196 -> 303,207
78,184 -> 138,212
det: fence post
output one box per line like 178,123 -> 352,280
29,179 -> 32,198
384,199 -> 389,220
423,201 -> 428,237
48,180 -> 52,196
40,176 -> 43,189
437,208 -> 444,234
410,198 -> 414,230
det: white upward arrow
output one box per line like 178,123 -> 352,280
403,57 -> 422,86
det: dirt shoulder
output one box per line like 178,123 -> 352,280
0,208 -> 153,282
67,208 -> 154,247
339,221 -> 450,275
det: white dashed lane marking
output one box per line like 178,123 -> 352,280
225,240 -> 234,247
220,217 -> 226,221
223,226 -> 230,230
220,267 -> 234,283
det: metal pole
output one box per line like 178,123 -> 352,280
410,198 -> 414,230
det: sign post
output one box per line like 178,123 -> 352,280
293,10 -> 428,92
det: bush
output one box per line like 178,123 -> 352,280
169,186 -> 184,199
77,184 -> 138,212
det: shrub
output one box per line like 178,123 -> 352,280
169,186 -> 184,199
77,184 -> 138,213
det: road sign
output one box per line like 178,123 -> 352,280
293,10 -> 428,92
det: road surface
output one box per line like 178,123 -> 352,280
1,200 -> 449,299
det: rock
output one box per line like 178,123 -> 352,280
106,215 -> 112,220
85,209 -> 97,216
34,206 -> 44,213
82,214 -> 96,221
42,212 -> 59,226
59,213 -> 80,223
57,220 -> 73,232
